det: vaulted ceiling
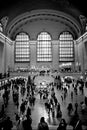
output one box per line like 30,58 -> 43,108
0,0 -> 87,37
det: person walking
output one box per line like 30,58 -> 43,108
22,115 -> 32,130
57,118 -> 67,130
37,117 -> 49,130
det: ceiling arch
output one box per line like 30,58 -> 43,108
6,9 -> 82,40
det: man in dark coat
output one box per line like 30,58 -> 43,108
22,115 -> 32,130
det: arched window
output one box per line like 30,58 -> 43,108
0,23 -> 3,32
37,32 -> 52,62
15,32 -> 30,62
59,32 -> 74,62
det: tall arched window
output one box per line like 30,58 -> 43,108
15,32 -> 30,62
59,32 -> 74,62
37,32 -> 52,62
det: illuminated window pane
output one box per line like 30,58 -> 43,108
15,32 -> 30,62
59,32 -> 74,62
37,32 -> 52,62
0,23 -> 3,32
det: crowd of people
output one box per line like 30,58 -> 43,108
0,72 -> 87,130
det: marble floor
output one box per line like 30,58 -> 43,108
0,74 -> 87,130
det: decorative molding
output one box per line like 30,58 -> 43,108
30,40 -> 37,45
0,32 -> 14,45
76,31 -> 87,44
0,16 -> 9,31
79,15 -> 87,32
